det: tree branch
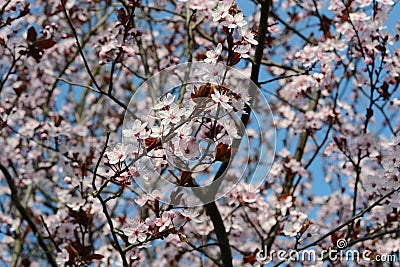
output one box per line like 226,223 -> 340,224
200,1 -> 273,266
0,163 -> 58,267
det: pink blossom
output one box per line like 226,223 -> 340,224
155,211 -> 175,232
158,103 -> 184,125
241,184 -> 258,204
105,143 -> 132,165
284,159 -> 307,177
377,0 -> 394,5
150,124 -> 171,138
289,210 -> 308,222
221,13 -> 247,28
349,12 -> 370,22
153,93 -> 175,110
233,43 -> 251,58
179,137 -> 200,160
211,89 -> 233,110
204,43 -> 222,64
387,135 -> 400,146
238,27 -> 258,45
278,195 -> 293,215
56,249 -> 69,267
282,221 -> 303,237
175,122 -> 193,139
66,197 -> 85,211
179,209 -> 202,223
212,1 -> 231,21
282,211 -> 308,237
295,45 -> 318,67
123,220 -> 148,244
222,119 -> 241,139
58,222 -> 77,238
116,166 -> 139,185
147,148 -> 167,167
123,119 -> 149,139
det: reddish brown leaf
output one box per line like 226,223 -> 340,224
66,244 -> 79,257
179,171 -> 192,186
243,255 -> 256,264
299,219 -> 310,235
366,108 -> 374,120
191,82 -> 214,99
229,52 -> 241,66
117,8 -> 127,23
35,39 -> 56,50
191,83 -> 230,99
27,26 -> 37,42
54,115 -> 63,127
28,48 -> 42,62
144,136 -> 161,150
86,254 -> 105,260
215,143 -> 231,162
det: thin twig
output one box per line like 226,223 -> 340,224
91,133 -> 129,267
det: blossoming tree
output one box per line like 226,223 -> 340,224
0,0 -> 399,266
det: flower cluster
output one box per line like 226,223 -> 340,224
364,136 -> 400,208
205,1 -> 258,64
120,207 -> 201,248
105,81 -> 249,191
282,210 -> 308,237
